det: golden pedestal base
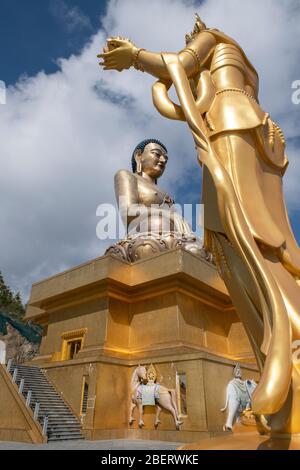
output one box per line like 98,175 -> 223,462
23,249 -> 259,443
180,432 -> 300,450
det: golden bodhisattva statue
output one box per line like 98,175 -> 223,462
99,14 -> 300,435
106,138 -> 208,262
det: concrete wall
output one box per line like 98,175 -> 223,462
0,365 -> 45,444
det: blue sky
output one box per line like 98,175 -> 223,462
0,0 -> 107,84
0,0 -> 299,298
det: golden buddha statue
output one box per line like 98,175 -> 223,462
106,138 -> 207,262
98,14 -> 300,435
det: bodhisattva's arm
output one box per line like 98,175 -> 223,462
98,32 -> 217,80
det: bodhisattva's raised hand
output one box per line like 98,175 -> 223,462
97,37 -> 139,72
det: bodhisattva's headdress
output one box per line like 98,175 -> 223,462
185,13 -> 207,45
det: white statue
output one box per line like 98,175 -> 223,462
0,340 -> 6,365
129,364 -> 183,430
221,363 -> 257,431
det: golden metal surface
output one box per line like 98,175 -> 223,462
109,140 -> 207,261
24,298 -> 258,442
99,14 -> 300,435
60,328 -> 87,361
114,141 -> 193,236
24,248 -> 259,440
179,432 -> 300,450
61,328 -> 88,341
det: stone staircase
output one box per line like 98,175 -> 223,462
9,363 -> 84,442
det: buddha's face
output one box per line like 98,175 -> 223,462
136,143 -> 168,179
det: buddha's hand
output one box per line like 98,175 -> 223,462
97,37 -> 138,72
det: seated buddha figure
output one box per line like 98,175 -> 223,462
107,139 -> 205,262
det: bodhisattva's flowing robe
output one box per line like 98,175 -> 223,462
151,29 -> 300,433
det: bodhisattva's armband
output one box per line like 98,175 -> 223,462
132,48 -> 146,72
182,48 -> 201,69
178,32 -> 217,78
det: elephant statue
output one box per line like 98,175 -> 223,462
221,364 -> 257,431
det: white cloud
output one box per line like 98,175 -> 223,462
50,0 -> 93,33
0,0 -> 299,299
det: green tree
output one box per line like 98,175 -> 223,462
0,271 -> 25,320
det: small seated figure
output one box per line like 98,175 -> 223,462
221,363 -> 257,431
106,139 -> 210,262
137,364 -> 161,407
130,363 -> 182,429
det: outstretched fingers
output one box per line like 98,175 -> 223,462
103,65 -> 118,71
97,50 -> 115,59
98,55 -> 118,69
107,37 -> 128,47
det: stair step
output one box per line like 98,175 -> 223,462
10,364 -> 84,441
22,387 -> 58,391
47,414 -> 80,424
48,419 -> 80,423
30,399 -> 66,402
47,419 -> 79,423
19,378 -> 52,382
48,422 -> 81,426
24,390 -> 59,394
23,391 -> 59,394
14,374 -> 44,378
48,437 -> 85,442
39,410 -> 74,416
49,433 -> 84,438
46,419 -> 79,422
49,429 -> 82,433
37,402 -> 69,405
38,405 -> 70,408
40,411 -> 72,414
16,378 -> 47,382
48,426 -> 81,429
48,424 -> 80,427
31,399 -> 67,402
21,383 -> 56,387
25,394 -> 60,397
50,431 -> 82,434
49,434 -> 84,439
33,404 -> 69,407
48,426 -> 81,431
23,385 -> 58,388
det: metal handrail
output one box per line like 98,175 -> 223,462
6,359 -> 12,373
12,368 -> 18,383
19,378 -> 25,394
42,416 -> 48,436
33,402 -> 40,421
26,390 -> 32,407
5,363 -> 49,438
